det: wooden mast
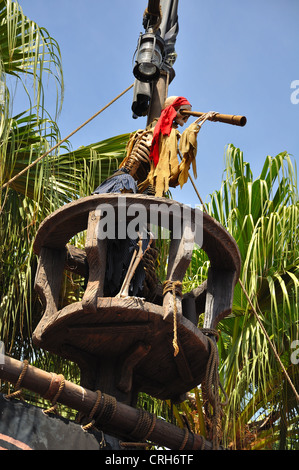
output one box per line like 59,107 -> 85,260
146,0 -> 172,125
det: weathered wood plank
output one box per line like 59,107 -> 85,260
182,281 -> 212,325
203,267 -> 237,330
117,342 -> 151,393
82,210 -> 107,313
32,297 -> 210,401
163,222 -> 195,320
33,246 -> 66,342
65,244 -> 87,277
33,194 -> 241,279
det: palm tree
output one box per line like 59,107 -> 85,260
183,145 -> 298,449
1,1 -> 298,450
0,0 -> 129,364
0,0 -> 62,356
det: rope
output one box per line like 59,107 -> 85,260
190,111 -> 218,214
143,4 -> 162,31
81,390 -> 102,431
1,83 -> 134,192
43,374 -> 65,415
187,172 -> 208,213
129,408 -> 157,442
238,279 -> 299,403
201,330 -> 228,449
201,328 -> 219,342
200,435 -> 206,450
95,392 -> 117,426
188,155 -> 299,405
163,280 -> 183,356
6,360 -> 28,401
179,427 -> 189,450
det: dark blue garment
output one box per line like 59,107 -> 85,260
92,169 -> 146,296
93,170 -> 138,195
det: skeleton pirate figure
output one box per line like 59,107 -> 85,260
94,96 -> 200,198
93,96 -> 206,299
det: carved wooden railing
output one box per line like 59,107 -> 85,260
32,194 -> 241,404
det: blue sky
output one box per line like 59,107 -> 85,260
18,0 -> 299,207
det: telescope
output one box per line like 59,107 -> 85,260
180,109 -> 247,127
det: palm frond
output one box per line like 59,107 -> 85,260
194,144 -> 299,449
0,0 -> 64,119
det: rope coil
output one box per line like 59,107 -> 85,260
5,359 -> 29,401
43,374 -> 65,415
129,408 -> 157,442
179,427 -> 189,450
201,328 -> 219,342
81,390 -> 102,431
96,393 -> 117,425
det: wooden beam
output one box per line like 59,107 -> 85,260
0,355 -> 217,450
147,72 -> 169,126
82,210 -> 107,313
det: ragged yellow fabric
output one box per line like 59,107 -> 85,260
121,120 -> 200,197
146,128 -> 180,197
178,122 -> 200,188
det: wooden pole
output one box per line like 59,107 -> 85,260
180,109 -> 247,127
0,355 -> 215,450
146,72 -> 169,126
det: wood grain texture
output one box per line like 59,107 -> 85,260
82,210 -> 107,313
33,194 -> 241,278
0,355 -> 215,449
33,297 -> 210,401
32,194 -> 241,401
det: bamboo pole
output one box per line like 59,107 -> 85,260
0,355 -> 215,450
180,109 -> 247,127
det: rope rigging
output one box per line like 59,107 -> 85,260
1,1 -> 298,452
0,83 -> 134,193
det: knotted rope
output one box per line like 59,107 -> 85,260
143,5 -> 162,31
163,280 -> 183,356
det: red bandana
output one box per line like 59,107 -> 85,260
149,96 -> 191,166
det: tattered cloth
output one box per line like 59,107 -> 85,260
149,96 -> 191,166
144,96 -> 200,197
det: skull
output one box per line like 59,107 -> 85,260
174,104 -> 192,127
162,96 -> 192,128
